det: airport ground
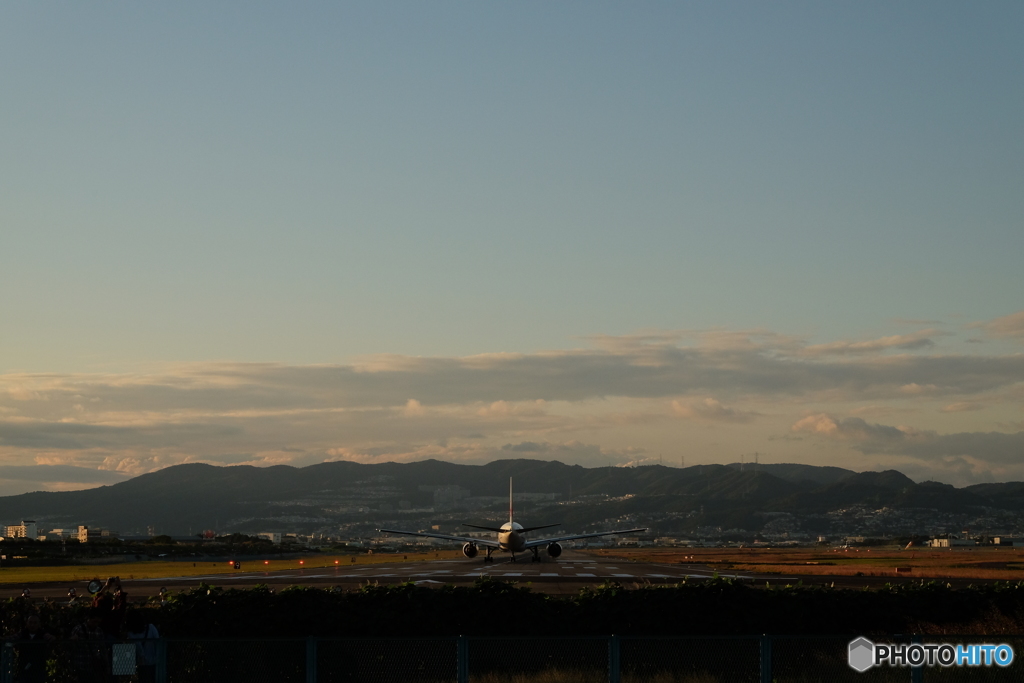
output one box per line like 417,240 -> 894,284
2,545 -> 1023,600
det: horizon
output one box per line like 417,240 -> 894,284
0,457 -> 1011,500
2,3 -> 1022,494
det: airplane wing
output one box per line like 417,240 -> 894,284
523,528 -> 647,549
377,528 -> 501,548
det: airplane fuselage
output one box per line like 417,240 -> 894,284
498,522 -> 527,552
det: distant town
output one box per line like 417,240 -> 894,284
5,482 -> 1024,556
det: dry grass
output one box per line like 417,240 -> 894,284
0,549 -> 464,586
587,547 -> 1024,581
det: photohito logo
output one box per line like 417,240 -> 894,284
848,638 -> 1014,672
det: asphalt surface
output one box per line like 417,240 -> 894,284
2,551 -> 789,598
4,550 -> 990,599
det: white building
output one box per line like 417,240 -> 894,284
930,537 -> 975,548
258,532 -> 282,544
4,521 -> 37,540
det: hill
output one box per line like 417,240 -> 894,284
0,459 -> 1021,536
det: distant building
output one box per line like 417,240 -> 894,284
45,528 -> 75,539
258,532 -> 282,544
930,537 -> 975,548
77,525 -> 117,542
4,521 -> 37,540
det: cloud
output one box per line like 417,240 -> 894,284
971,310 -> 1024,342
800,330 -> 941,356
791,414 -> 906,441
940,402 -> 984,413
792,413 -> 1024,466
325,440 -> 640,467
3,334 -> 1023,416
671,398 -> 756,423
0,465 -> 128,485
850,405 -> 918,417
0,420 -> 240,450
0,324 -> 1023,484
0,465 -> 131,497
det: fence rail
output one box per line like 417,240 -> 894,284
2,635 -> 1018,682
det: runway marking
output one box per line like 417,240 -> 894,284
499,573 -> 522,576
646,574 -> 673,578
540,573 -> 558,577
575,573 -> 596,577
611,574 -> 634,578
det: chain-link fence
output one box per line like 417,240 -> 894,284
469,636 -> 608,683
621,635 -> 761,683
901,636 -> 1024,683
3,635 -> 1023,682
166,639 -> 306,683
317,638 -> 456,683
771,636 -> 912,683
1,639 -> 154,683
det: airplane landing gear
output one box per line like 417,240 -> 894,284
484,548 -> 494,562
530,548 -> 541,562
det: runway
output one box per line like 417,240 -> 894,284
140,555 -> 760,587
1,551 -> 795,598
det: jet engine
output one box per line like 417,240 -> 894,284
462,543 -> 478,558
546,542 -> 562,558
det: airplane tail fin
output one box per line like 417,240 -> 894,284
509,476 -> 514,525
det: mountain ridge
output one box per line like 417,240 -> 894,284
0,459 -> 1020,535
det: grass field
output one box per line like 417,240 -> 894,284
0,549 -> 465,586
588,546 -> 1024,581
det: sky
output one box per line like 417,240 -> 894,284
1,2 -> 1022,494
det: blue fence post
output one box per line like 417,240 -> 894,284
608,635 -> 621,683
154,639 -> 167,683
457,636 -> 469,683
306,637 -> 317,683
760,635 -> 772,683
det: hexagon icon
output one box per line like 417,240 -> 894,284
848,637 -> 875,673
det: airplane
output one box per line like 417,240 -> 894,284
378,478 -> 646,562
